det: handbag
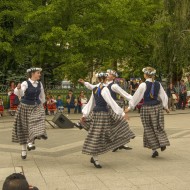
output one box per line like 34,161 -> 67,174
172,94 -> 177,100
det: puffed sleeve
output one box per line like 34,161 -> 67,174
84,82 -> 97,90
14,81 -> 28,96
82,92 -> 95,117
14,87 -> 24,97
111,84 -> 132,101
101,87 -> 125,116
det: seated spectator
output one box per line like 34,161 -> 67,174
56,95 -> 64,113
2,173 -> 39,190
66,90 -> 77,114
0,98 -> 4,117
47,95 -> 57,115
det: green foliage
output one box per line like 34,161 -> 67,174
0,0 -> 189,85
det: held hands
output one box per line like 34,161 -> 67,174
80,117 -> 86,123
125,107 -> 130,113
124,113 -> 129,120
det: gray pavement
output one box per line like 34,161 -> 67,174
0,110 -> 190,190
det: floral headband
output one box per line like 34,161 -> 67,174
142,68 -> 156,75
27,68 -> 42,73
106,69 -> 118,77
95,72 -> 108,78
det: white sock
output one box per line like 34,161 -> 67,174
28,142 -> 35,147
21,144 -> 27,156
152,149 -> 156,153
93,156 -> 100,165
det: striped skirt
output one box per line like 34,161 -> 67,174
140,104 -> 170,150
12,103 -> 47,145
82,109 -> 135,156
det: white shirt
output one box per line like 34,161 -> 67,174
82,84 -> 125,117
14,78 -> 46,104
128,78 -> 168,110
84,81 -> 132,101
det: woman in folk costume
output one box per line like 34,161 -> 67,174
77,70 -> 134,151
81,72 -> 135,168
125,67 -> 170,158
12,68 -> 47,159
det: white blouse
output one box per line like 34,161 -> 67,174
14,78 -> 46,104
82,84 -> 125,117
84,81 -> 132,101
128,78 -> 168,110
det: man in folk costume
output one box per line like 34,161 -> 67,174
81,72 -> 135,168
125,67 -> 170,158
77,69 -> 134,151
13,68 -> 47,159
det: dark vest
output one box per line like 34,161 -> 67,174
93,86 -> 108,112
107,82 -> 117,100
21,80 -> 41,105
143,81 -> 160,105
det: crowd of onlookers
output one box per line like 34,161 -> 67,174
0,82 -> 89,117
44,90 -> 88,115
0,75 -> 190,117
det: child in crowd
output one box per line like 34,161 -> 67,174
47,95 -> 57,115
56,95 -> 64,113
0,98 -> 4,117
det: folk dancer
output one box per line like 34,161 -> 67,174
81,72 -> 135,168
125,67 -> 170,158
12,68 -> 47,159
78,69 -> 134,151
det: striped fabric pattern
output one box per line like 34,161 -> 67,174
82,109 -> 135,156
12,103 -> 47,145
140,104 -> 170,150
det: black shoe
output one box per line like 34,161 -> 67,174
27,144 -> 36,151
90,157 -> 102,168
152,151 -> 159,158
112,147 -> 119,152
161,146 -> 166,151
119,145 -> 133,150
21,150 -> 27,160
74,122 -> 83,130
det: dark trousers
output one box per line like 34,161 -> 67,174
78,105 -> 82,113
178,94 -> 187,109
67,104 -> 77,114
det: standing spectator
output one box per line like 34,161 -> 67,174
9,89 -> 18,115
0,98 -> 4,117
66,90 -> 77,114
79,91 -> 88,111
185,74 -> 190,102
166,83 -> 176,111
56,95 -> 64,113
130,79 -> 138,95
178,80 -> 187,110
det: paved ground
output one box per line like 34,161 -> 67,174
0,110 -> 190,190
